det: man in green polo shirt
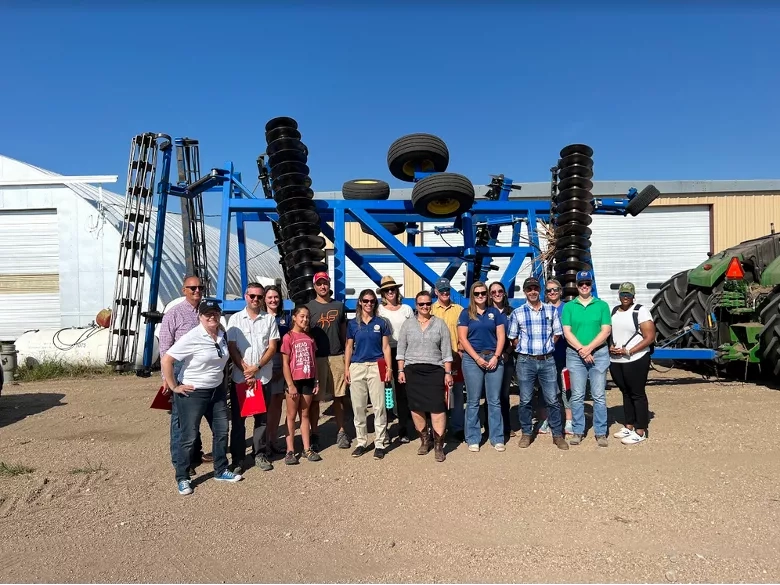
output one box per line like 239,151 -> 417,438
561,270 -> 612,447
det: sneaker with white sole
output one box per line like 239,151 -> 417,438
177,480 -> 193,495
468,444 -> 480,452
494,443 -> 506,452
214,469 -> 243,483
613,427 -> 633,439
564,420 -> 574,436
537,420 -> 550,434
621,430 -> 647,445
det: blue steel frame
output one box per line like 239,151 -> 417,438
138,150 -> 715,369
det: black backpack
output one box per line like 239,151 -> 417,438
611,304 -> 654,355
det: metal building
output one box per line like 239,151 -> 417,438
0,155 -> 285,341
318,180 -> 780,308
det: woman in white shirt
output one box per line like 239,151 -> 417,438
161,299 -> 243,496
608,283 -> 656,446
376,276 -> 414,442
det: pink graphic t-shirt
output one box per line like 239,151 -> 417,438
280,331 -> 318,381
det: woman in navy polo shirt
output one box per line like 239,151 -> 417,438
345,288 -> 393,460
457,281 -> 508,452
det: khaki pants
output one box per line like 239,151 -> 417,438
349,362 -> 388,449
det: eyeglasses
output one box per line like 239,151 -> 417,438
546,287 -> 561,293
577,281 -> 593,287
490,290 -> 505,296
202,313 -> 220,320
437,290 -> 450,295
214,342 -> 223,358
473,291 -> 487,297
247,294 -> 262,300
185,286 -> 204,292
360,298 -> 376,304
417,302 -> 432,307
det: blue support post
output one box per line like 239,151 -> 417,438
215,162 -> 234,302
332,207 -> 347,303
234,172 -> 249,292
142,142 -> 173,370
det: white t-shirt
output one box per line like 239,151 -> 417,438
610,304 -> 653,363
226,309 -> 280,384
378,303 -> 414,348
165,324 -> 230,388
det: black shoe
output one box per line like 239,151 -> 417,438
373,448 -> 386,460
351,445 -> 367,458
310,434 -> 320,452
398,433 -> 410,444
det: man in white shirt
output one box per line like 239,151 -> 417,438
226,282 -> 280,472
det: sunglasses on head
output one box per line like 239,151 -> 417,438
186,286 -> 204,292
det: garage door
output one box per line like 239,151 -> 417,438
0,209 -> 61,340
589,205 -> 711,306
327,250 -> 406,300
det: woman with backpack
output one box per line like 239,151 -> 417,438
608,282 -> 656,445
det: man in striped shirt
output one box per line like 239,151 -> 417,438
507,277 -> 569,451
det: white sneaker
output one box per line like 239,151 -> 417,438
613,427 -> 633,439
468,444 -> 480,452
621,431 -> 647,445
494,443 -> 506,452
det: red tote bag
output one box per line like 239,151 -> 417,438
150,386 -> 173,410
235,380 -> 267,417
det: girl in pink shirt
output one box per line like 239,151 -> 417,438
281,305 -> 321,463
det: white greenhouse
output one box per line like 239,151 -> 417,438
0,154 -> 285,365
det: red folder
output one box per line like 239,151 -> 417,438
561,367 -> 571,392
150,386 -> 173,410
235,380 -> 267,417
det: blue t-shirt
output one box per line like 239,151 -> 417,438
347,316 -> 391,363
457,307 -> 508,353
552,302 -> 567,364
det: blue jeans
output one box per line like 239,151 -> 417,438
462,353 -> 504,446
173,386 -> 230,482
170,399 -> 209,469
449,381 -> 465,433
516,354 -> 563,436
566,346 -> 610,437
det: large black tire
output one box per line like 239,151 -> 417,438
626,184 -> 662,216
679,282 -> 723,347
342,179 -> 390,200
387,133 -> 449,183
651,270 -> 689,342
411,173 -> 475,218
759,291 -> 780,377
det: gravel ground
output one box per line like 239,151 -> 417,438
1,368 -> 779,584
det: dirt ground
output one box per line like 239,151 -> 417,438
1,368 -> 779,584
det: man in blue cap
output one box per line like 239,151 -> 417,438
560,270 -> 613,446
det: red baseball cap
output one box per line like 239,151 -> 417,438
313,272 -> 330,283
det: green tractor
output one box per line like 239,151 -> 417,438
651,232 -> 780,378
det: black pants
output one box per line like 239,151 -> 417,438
609,353 -> 651,430
229,380 -> 269,463
390,347 -> 412,437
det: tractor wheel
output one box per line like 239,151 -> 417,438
759,290 -> 780,377
387,133 -> 449,183
626,184 -> 662,216
342,179 -> 390,200
651,270 -> 689,342
411,172 -> 475,218
679,283 -> 723,347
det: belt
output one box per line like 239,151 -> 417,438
517,353 -> 554,361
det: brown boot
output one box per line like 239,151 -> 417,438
417,429 -> 431,455
517,434 -> 533,448
433,432 -> 446,462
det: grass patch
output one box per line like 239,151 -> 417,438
16,360 -> 117,382
69,460 -> 105,475
0,462 -> 36,477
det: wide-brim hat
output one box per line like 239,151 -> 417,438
376,276 -> 402,294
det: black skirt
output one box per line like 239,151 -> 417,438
405,363 -> 446,414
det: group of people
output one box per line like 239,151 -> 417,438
157,268 -> 656,496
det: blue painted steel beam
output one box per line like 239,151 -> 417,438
652,348 -> 718,361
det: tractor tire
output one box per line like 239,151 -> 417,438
387,133 -> 449,183
626,184 -> 662,216
679,283 -> 723,347
759,290 -> 780,377
411,172 -> 475,218
360,221 -> 407,237
342,179 -> 390,200
651,270 -> 689,342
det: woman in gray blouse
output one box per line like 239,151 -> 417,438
396,291 -> 454,462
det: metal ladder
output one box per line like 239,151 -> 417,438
175,138 -> 211,295
106,133 -> 163,368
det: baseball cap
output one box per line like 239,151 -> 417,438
576,270 -> 593,283
618,282 -> 636,296
313,271 -> 330,284
434,277 -> 451,292
522,277 -> 541,290
198,299 -> 222,315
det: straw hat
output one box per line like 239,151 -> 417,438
376,275 -> 402,294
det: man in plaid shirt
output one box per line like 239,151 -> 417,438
507,277 -> 569,451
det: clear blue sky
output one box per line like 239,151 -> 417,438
2,3 -> 779,246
